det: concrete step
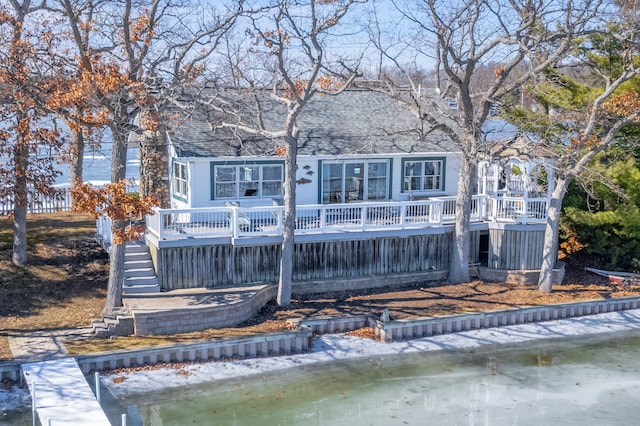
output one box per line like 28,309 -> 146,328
124,258 -> 154,268
124,266 -> 156,278
125,242 -> 149,254
122,240 -> 160,294
123,284 -> 161,294
125,276 -> 159,285
90,318 -> 105,329
124,274 -> 156,282
93,325 -> 110,338
124,275 -> 160,294
125,251 -> 152,262
92,313 -> 135,337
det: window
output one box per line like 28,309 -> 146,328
172,161 -> 188,200
212,162 -> 283,199
321,160 -> 389,203
402,158 -> 444,192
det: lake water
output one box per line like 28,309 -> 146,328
117,330 -> 640,425
54,147 -> 140,187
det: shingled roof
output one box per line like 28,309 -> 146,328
167,89 -> 462,158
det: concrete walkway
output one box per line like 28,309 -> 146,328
8,328 -> 94,362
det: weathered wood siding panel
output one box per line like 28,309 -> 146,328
156,231 -> 485,290
489,228 -> 545,270
290,234 -> 454,282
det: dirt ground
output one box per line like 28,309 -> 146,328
2,212 -> 640,358
250,264 -> 629,324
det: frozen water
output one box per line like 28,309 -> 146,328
124,330 -> 640,425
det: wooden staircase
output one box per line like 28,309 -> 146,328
123,241 -> 160,294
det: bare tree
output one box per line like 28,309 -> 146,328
196,0 -> 363,306
384,0 -> 606,284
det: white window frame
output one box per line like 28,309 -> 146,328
212,162 -> 284,200
321,159 -> 390,203
402,158 -> 445,193
172,161 -> 188,201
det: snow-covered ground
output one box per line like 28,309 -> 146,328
3,308 -> 640,413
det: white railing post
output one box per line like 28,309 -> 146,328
521,200 -> 529,225
122,413 -> 127,425
31,381 -> 36,426
400,203 -> 407,229
231,207 -> 239,239
95,372 -> 101,402
491,197 -> 498,221
319,205 -> 327,232
362,205 -> 368,231
478,195 -> 487,220
157,210 -> 165,241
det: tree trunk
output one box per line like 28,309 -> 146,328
104,241 -> 126,315
449,153 -> 476,284
12,126 -> 29,266
277,128 -> 298,307
103,124 -> 129,314
537,179 -> 568,293
111,124 -> 128,182
70,129 -> 84,190
12,206 -> 27,266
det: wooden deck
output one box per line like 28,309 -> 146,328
93,195 -> 550,292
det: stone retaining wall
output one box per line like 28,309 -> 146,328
291,315 -> 371,334
0,361 -> 20,381
132,285 -> 277,335
76,329 -> 312,374
4,296 -> 640,381
375,296 -> 640,342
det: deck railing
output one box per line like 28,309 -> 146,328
143,195 -> 547,242
486,196 -> 548,224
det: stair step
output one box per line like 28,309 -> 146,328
93,325 -> 110,338
125,243 -> 149,254
125,276 -> 159,285
90,318 -> 105,328
125,257 -> 153,265
103,318 -> 120,329
122,240 -> 159,294
124,267 -> 156,278
124,262 -> 154,271
123,284 -> 161,294
92,316 -> 135,337
125,252 -> 151,261
124,266 -> 154,271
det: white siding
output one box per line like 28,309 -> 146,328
179,152 -> 462,208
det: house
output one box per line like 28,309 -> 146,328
166,88 -> 461,210
127,89 -> 562,294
